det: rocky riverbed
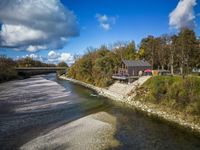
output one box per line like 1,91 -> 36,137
20,112 -> 119,150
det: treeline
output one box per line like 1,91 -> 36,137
139,28 -> 200,76
0,55 -> 18,82
68,42 -> 138,87
67,28 -> 200,87
17,57 -> 56,68
0,55 -> 57,82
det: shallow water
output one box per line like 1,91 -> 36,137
0,74 -> 200,150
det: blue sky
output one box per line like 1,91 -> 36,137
0,0 -> 200,64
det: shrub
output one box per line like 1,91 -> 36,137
0,55 -> 18,82
141,76 -> 200,116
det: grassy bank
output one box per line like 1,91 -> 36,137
136,76 -> 200,124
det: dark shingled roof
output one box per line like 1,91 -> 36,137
122,60 -> 151,67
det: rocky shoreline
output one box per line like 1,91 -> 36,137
59,76 -> 200,135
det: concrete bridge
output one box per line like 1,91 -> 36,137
15,67 -> 67,71
15,67 -> 68,75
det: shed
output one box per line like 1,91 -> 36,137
116,60 -> 151,77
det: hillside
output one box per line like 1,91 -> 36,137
135,76 -> 200,124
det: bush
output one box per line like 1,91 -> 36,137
142,76 -> 200,116
0,55 -> 18,82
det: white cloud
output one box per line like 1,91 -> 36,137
95,14 -> 117,31
59,53 -> 73,63
27,45 -> 47,52
47,50 -> 73,64
0,0 -> 79,51
100,23 -> 110,31
18,53 -> 44,61
16,51 -> 73,64
169,0 -> 197,30
96,14 -> 108,22
29,54 -> 39,60
29,53 -> 44,61
48,50 -> 58,59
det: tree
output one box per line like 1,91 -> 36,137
57,61 -> 69,67
67,44 -> 122,87
195,40 -> 200,68
156,35 -> 170,70
0,55 -> 18,82
112,41 -> 137,61
57,61 -> 69,76
170,35 -> 179,75
124,41 -> 137,60
139,36 -> 158,69
176,28 -> 197,77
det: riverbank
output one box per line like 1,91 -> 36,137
59,75 -> 200,135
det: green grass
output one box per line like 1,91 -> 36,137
138,76 -> 200,116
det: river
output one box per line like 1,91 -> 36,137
0,73 -> 200,150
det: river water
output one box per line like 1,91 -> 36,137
0,73 -> 200,150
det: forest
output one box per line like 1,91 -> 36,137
67,28 -> 200,87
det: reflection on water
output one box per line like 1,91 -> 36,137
110,105 -> 200,150
0,73 -> 200,150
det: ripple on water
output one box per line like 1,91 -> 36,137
0,76 -> 72,113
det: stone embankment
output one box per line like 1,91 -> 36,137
59,76 -> 200,134
59,76 -> 150,101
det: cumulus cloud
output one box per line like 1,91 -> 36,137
16,53 -> 44,61
95,14 -> 117,31
0,0 -> 79,51
59,53 -> 73,62
100,23 -> 110,31
17,50 -> 73,64
29,54 -> 40,60
27,45 -> 47,53
48,50 -> 59,59
47,50 -> 73,64
169,0 -> 197,30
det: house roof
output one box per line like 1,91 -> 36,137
122,60 -> 151,67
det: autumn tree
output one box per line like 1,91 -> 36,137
112,41 -> 137,61
176,28 -> 197,77
57,61 -> 68,76
139,36 -> 157,69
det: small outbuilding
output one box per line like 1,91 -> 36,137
112,60 -> 151,81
